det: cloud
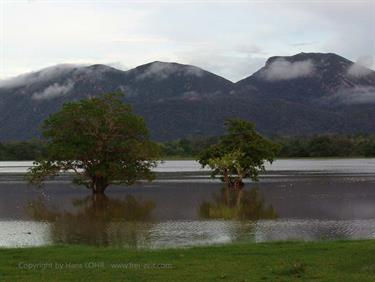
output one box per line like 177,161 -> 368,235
112,36 -> 168,44
0,64 -> 78,88
236,44 -> 265,55
2,1 -> 374,82
260,59 -> 315,81
32,80 -> 75,100
176,45 -> 268,82
347,56 -> 374,78
289,41 -> 317,47
333,86 -> 375,104
74,64 -> 117,81
106,62 -> 129,71
136,62 -> 204,81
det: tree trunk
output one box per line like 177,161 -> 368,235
223,168 -> 229,185
90,176 -> 109,194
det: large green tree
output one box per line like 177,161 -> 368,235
198,119 -> 280,188
27,93 -> 160,194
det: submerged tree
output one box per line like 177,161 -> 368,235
27,93 -> 160,194
198,119 -> 280,188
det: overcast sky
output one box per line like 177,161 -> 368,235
0,0 -> 374,82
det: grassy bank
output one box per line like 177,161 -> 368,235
1,240 -> 375,281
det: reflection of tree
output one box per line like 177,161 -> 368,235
27,195 -> 155,247
199,186 -> 278,220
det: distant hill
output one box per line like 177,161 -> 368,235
0,52 -> 374,141
237,52 -> 375,103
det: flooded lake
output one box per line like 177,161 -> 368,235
1,159 -> 375,248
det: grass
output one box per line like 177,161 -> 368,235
1,240 -> 375,281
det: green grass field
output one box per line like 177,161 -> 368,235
1,240 -> 375,281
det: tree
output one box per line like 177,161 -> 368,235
27,93 -> 160,194
198,119 -> 280,188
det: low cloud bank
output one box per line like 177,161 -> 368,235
32,80 -> 75,100
136,62 -> 204,81
347,56 -> 374,78
261,59 -> 315,81
0,64 -> 77,88
334,86 -> 375,104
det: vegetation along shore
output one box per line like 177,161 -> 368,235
1,134 -> 374,161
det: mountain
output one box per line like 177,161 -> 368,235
0,52 -> 374,141
0,62 -> 234,141
123,61 -> 233,101
237,52 -> 375,104
236,52 -> 375,134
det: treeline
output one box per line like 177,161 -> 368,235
161,134 -> 375,158
0,141 -> 47,161
276,135 -> 375,157
1,134 -> 375,161
160,137 -> 219,158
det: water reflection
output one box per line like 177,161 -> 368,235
199,186 -> 278,220
22,189 -> 279,248
27,195 -> 155,247
1,166 -> 375,248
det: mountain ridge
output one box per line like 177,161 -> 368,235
0,52 -> 374,141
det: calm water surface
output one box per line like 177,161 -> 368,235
1,159 -> 375,248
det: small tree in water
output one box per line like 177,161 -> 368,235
198,119 -> 280,189
27,93 -> 160,194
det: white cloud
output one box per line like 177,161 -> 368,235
112,36 -> 168,44
0,64 -> 78,88
74,64 -> 117,80
236,44 -> 265,55
177,45 -> 268,82
106,62 -> 129,71
0,63 -> 124,92
260,59 -> 315,81
347,56 -> 374,78
334,86 -> 375,104
1,1 -> 374,81
32,80 -> 75,100
136,62 -> 204,81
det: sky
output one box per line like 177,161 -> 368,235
0,0 -> 374,82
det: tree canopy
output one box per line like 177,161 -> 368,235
27,93 -> 160,194
198,119 -> 280,187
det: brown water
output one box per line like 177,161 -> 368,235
1,159 -> 375,248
